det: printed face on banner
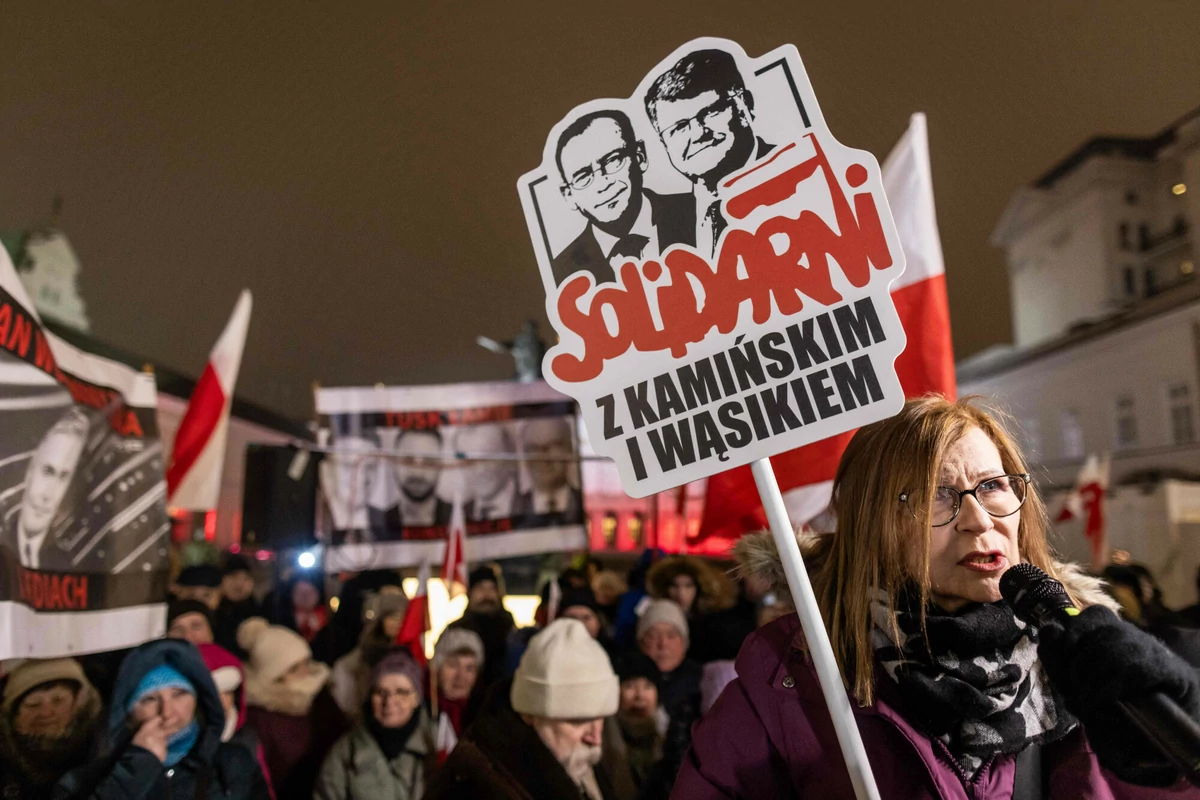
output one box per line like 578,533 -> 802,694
519,39 -> 909,497
316,382 -> 588,571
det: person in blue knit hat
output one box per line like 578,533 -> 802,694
54,638 -> 269,799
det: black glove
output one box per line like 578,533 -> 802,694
1038,605 -> 1200,787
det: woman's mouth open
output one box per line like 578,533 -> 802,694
958,551 -> 1007,573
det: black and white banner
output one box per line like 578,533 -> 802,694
316,381 -> 587,571
0,251 -> 169,659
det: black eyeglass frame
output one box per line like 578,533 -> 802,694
898,473 -> 1031,528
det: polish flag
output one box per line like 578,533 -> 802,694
441,489 -> 468,598
436,711 -> 459,764
1055,454 -> 1110,570
695,113 -> 956,547
166,290 -> 253,510
396,559 -> 431,667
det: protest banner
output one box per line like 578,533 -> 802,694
0,248 -> 169,659
518,38 -> 901,798
315,381 -> 587,571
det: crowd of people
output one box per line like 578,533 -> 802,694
6,401 -> 1200,798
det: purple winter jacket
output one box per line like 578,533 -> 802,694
673,613 -> 1200,799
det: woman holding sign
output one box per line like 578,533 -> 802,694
676,398 -> 1200,798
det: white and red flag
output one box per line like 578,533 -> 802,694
695,113 -> 956,547
441,488 -> 468,598
166,289 -> 253,510
435,711 -> 459,764
396,559 -> 431,667
1055,454 -> 1111,571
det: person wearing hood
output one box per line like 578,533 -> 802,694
197,643 -> 274,799
316,650 -> 436,800
53,638 -> 268,800
425,618 -> 620,800
237,616 -> 349,799
330,587 -> 409,718
213,554 -> 261,656
645,555 -> 749,664
431,628 -> 485,737
0,659 -> 103,800
166,599 -> 215,646
677,397 -> 1200,798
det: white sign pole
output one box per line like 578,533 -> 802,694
750,457 -> 881,800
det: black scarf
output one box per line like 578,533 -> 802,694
364,700 -> 421,761
871,593 -> 1076,779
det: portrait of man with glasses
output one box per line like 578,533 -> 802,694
644,48 -> 775,258
550,109 -> 693,286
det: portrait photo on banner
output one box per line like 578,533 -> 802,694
315,381 -> 587,571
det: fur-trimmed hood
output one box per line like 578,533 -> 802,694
244,661 -> 332,717
646,555 -> 737,615
731,528 -> 1120,613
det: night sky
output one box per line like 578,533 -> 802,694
2,1 -> 1198,420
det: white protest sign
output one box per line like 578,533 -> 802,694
519,38 -> 908,498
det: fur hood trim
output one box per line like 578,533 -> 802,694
646,555 -> 737,614
731,528 -> 1120,613
244,661 -> 332,716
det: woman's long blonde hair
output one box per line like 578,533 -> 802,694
809,395 -> 1078,706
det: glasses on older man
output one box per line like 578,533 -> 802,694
564,149 -> 632,191
899,473 -> 1030,527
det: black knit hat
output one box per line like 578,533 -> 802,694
468,565 -> 500,592
176,564 -> 222,588
167,599 -> 214,630
222,553 -> 253,577
558,586 -> 600,616
616,651 -> 662,687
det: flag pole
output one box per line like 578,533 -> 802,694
750,457 -> 881,800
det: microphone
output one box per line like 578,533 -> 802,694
1000,563 -> 1200,787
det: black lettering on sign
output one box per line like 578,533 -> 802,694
785,318 -> 828,370
626,436 -> 647,481
647,421 -> 697,472
807,369 -> 842,419
597,394 -> 623,440
759,331 -> 795,380
833,297 -> 886,353
718,401 -> 752,448
831,354 -> 884,410
653,372 -> 688,420
677,359 -> 721,410
623,382 -> 659,430
759,385 -> 803,435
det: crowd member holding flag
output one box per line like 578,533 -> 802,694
677,397 -> 1200,798
237,617 -> 348,799
395,561 -> 431,667
315,650 -> 436,800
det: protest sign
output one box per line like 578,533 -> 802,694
518,38 -> 908,498
315,381 -> 587,571
0,248 -> 169,659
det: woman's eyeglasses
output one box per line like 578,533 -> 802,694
899,473 -> 1030,527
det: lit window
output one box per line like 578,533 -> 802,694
1173,183 -> 1188,196
1060,409 -> 1084,460
1168,383 -> 1195,446
1114,396 -> 1138,450
1183,261 -> 1195,276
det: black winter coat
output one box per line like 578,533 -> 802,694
53,640 -> 270,800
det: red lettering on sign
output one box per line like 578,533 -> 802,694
17,568 -> 90,610
550,134 -> 894,383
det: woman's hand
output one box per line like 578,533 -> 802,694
131,716 -> 169,764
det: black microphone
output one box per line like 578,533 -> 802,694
1000,563 -> 1200,787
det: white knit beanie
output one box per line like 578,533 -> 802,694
511,618 -> 617,720
237,617 -> 312,683
636,599 -> 690,648
433,627 -> 486,671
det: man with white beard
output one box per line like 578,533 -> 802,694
425,618 -> 620,800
